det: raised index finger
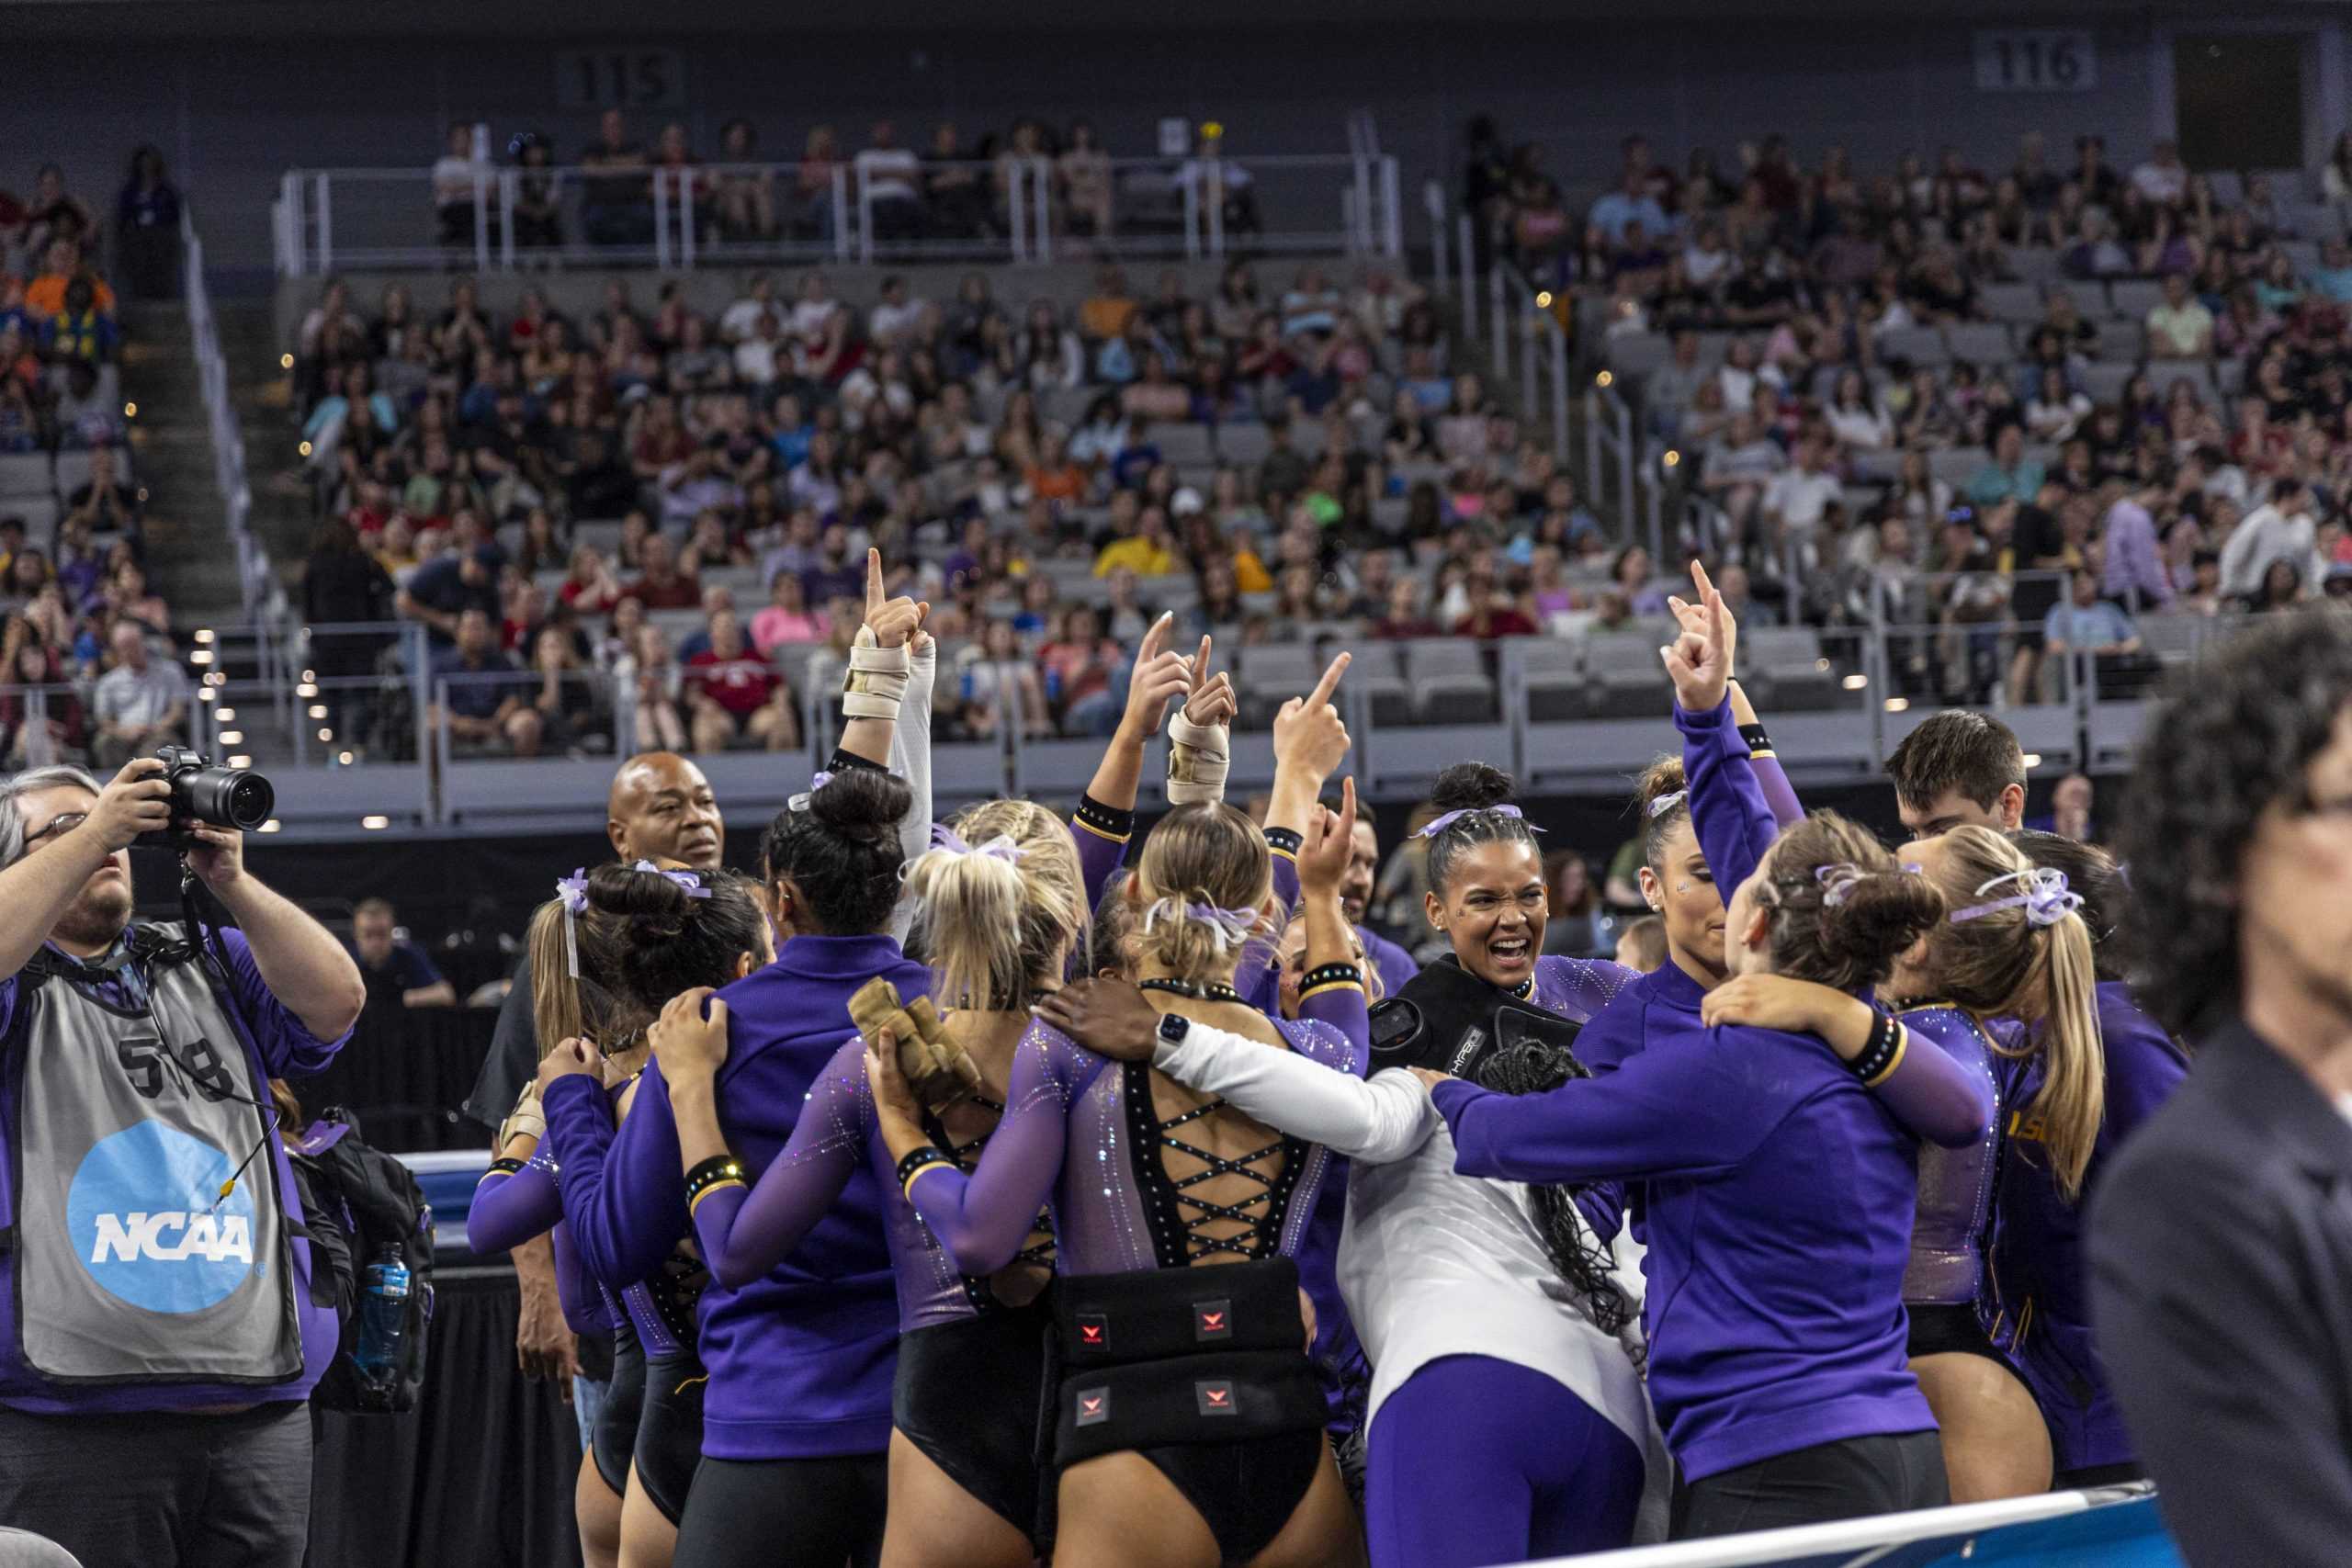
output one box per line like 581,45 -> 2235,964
1192,635 -> 1213,691
865,547 -> 885,615
1305,651 -> 1351,710
1136,611 -> 1171,665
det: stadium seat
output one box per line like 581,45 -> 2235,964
1512,637 -> 1588,723
1235,643 -> 1320,728
1152,423 -> 1215,467
1340,641 -> 1418,729
2107,280 -> 2165,320
1877,327 -> 1949,369
0,453 -> 49,498
1214,423 -> 1271,466
1402,639 -> 1498,725
2092,320 -> 2145,363
1944,323 -> 2013,365
1981,283 -> 2044,325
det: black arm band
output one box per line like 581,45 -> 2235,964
1849,1011 -> 1904,1086
1262,826 -> 1304,858
485,1156 -> 526,1177
684,1154 -> 749,1202
1738,722 -> 1773,755
1073,794 -> 1134,842
1299,963 -> 1365,995
896,1145 -> 953,1188
826,749 -> 886,776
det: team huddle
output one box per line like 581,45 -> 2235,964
478,552 -> 2171,1568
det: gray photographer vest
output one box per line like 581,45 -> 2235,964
6,926 -> 301,1386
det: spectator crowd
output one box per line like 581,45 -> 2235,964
1470,119 -> 2352,704
0,150 -> 185,768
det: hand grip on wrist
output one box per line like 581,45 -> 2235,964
842,626 -> 911,720
1164,709 -> 1230,806
498,1085 -> 546,1151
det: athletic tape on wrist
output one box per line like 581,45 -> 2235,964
842,626 -> 911,720
1165,711 -> 1230,806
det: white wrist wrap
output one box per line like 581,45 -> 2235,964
1165,710 -> 1230,805
842,626 -> 911,720
499,1085 -> 546,1151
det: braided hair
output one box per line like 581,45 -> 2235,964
1424,762 -> 1541,896
1473,1038 -> 1630,1336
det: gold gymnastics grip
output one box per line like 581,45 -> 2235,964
848,976 -> 984,1112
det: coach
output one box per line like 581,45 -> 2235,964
0,761 -> 366,1567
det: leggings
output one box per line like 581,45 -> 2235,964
671,1450 -> 888,1568
1671,1428 -> 1947,1540
1364,1355 -> 1645,1568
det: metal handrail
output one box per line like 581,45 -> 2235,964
274,146 -> 1404,276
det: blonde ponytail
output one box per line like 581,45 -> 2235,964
904,798 -> 1089,1010
1132,803 -> 1272,987
2032,909 -> 2107,1200
1918,827 -> 2108,1199
526,901 -> 581,1062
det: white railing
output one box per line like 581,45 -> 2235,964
182,205 -> 273,619
273,152 -> 1405,276
1428,178 -> 1572,468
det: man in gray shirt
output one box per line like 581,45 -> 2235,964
89,622 -> 186,769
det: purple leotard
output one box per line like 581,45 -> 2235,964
903,1008 -> 1365,1280
1889,1006 -> 2003,1306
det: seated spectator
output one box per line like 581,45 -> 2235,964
0,615 -> 83,765
1039,604 -> 1125,736
1079,265 -> 1138,344
102,560 -> 169,641
2130,139 -> 2188,206
580,109 -> 653,247
63,446 -> 140,536
854,120 -> 924,240
1967,425 -> 2046,506
626,532 -> 702,610
2043,566 -> 2142,658
1370,575 -> 1442,639
1093,504 -> 1178,578
51,359 -> 122,448
347,897 -> 457,1008
956,616 -> 1052,739
684,608 -> 797,752
526,622 -> 606,752
1699,410 -> 1785,544
749,570 -> 827,653
430,121 -> 487,251
43,276 -> 118,367
23,238 -> 114,318
1761,434 -> 1841,556
797,521 -> 865,604
2219,476 -> 2315,600
2145,271 -> 2215,359
674,585 -> 734,661
867,274 -> 929,350
557,544 -> 623,615
430,606 -> 541,756
2309,238 -> 2352,305
89,620 -> 187,769
397,545 -> 503,644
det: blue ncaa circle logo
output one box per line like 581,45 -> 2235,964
66,1122 -> 262,1313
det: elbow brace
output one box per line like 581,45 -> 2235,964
841,626 -> 911,721
848,976 -> 983,1112
1164,710 -> 1230,806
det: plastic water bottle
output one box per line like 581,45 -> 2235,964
353,1245 -> 411,1391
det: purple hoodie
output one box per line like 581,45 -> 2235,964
1430,1020 -> 1934,1483
544,932 -> 932,1461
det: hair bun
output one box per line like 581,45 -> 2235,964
1430,761 -> 1516,815
808,769 -> 914,844
1635,755 -> 1686,815
1819,871 -> 1944,966
585,862 -> 692,924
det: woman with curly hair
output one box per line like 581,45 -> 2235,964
2090,610 -> 2352,1568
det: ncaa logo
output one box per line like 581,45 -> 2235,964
66,1122 -> 261,1314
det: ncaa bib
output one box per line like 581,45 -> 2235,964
7,931 -> 302,1385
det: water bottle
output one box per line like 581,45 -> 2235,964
353,1244 -> 411,1392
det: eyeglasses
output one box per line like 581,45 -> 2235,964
24,811 -> 87,848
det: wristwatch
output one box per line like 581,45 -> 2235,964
1157,1012 -> 1191,1047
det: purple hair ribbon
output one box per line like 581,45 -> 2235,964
1645,790 -> 1688,820
928,823 -> 1025,863
1141,897 -> 1261,950
632,859 -> 713,898
555,867 -> 589,977
1417,804 -> 1544,839
1950,867 -> 2081,927
1815,863 -> 1866,907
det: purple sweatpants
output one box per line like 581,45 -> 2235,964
1364,1353 -> 1644,1568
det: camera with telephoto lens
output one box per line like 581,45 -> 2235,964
135,746 -> 276,849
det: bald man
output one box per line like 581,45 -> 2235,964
461,752 -> 724,1403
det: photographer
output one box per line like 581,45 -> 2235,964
0,760 -> 365,1567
